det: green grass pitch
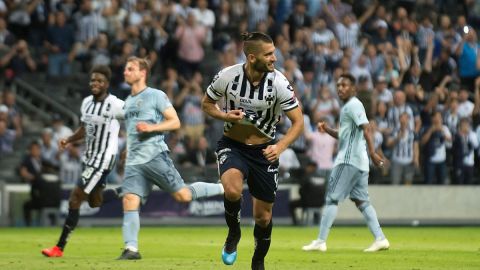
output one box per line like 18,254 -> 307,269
0,226 -> 479,270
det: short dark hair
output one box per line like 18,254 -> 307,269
339,73 -> 356,85
90,65 -> 112,81
241,32 -> 273,56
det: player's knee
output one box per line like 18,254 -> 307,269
88,198 -> 102,208
253,213 -> 272,227
223,185 -> 242,200
122,193 -> 140,210
354,200 -> 370,211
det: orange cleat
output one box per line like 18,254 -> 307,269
41,246 -> 63,257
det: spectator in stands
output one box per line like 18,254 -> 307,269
455,26 -> 480,91
0,17 -> 16,51
51,114 -> 73,144
374,75 -> 393,106
20,141 -> 46,226
386,112 -> 419,185
452,118 -> 478,185
309,84 -> 340,125
444,98 -> 460,137
0,39 -> 37,80
279,147 -> 301,180
193,0 -> 215,46
388,90 -> 418,133
179,135 -> 217,168
58,142 -> 82,185
45,10 -> 75,77
421,111 -> 452,184
282,0 -> 312,42
247,0 -> 269,31
457,88 -> 475,118
0,118 -> 15,154
174,71 -> 205,143
175,10 -> 207,79
39,127 -> 58,172
305,118 -> 336,179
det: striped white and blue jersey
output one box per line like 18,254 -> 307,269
80,94 -> 123,170
206,63 -> 299,139
334,96 -> 370,172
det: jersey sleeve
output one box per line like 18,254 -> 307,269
275,72 -> 299,112
156,90 -> 173,113
111,97 -> 125,120
350,99 -> 369,127
79,98 -> 88,123
206,69 -> 228,101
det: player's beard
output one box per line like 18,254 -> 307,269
253,59 -> 274,73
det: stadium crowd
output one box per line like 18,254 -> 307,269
0,0 -> 480,188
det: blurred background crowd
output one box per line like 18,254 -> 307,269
1,0 -> 480,200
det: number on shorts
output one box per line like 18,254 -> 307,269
82,167 -> 95,180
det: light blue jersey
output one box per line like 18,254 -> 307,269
124,87 -> 171,165
334,96 -> 370,172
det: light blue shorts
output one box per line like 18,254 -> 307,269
122,151 -> 185,202
325,164 -> 370,204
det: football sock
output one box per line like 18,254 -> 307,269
57,209 -> 80,250
359,202 -> 385,240
188,182 -> 224,200
122,210 -> 140,250
252,220 -> 272,262
318,203 -> 338,241
224,196 -> 241,235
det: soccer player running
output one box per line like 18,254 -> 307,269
201,32 -> 304,270
302,74 -> 390,253
42,65 -> 125,257
117,56 -> 224,260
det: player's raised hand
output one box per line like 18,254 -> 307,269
262,144 -> 281,162
317,121 -> 328,132
136,122 -> 152,133
58,138 -> 69,150
225,109 -> 244,123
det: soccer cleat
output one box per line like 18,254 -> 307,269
302,239 -> 327,252
117,249 -> 142,260
251,259 -> 265,270
221,231 -> 241,265
41,246 -> 63,257
363,238 -> 390,252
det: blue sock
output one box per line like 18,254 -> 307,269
122,210 -> 140,250
358,202 -> 385,240
318,203 -> 338,241
188,182 -> 223,200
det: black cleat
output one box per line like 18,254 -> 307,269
251,259 -> 265,270
224,230 -> 241,253
117,249 -> 141,260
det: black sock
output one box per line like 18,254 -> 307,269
224,196 -> 241,235
56,209 -> 79,250
252,220 -> 272,262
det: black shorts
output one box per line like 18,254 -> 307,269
77,164 -> 111,194
216,136 -> 279,203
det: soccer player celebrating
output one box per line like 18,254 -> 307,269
201,32 -> 304,270
42,65 -> 125,257
117,57 -> 224,260
302,74 -> 390,252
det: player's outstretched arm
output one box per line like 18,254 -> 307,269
318,121 -> 338,139
136,106 -> 181,133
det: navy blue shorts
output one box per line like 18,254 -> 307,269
216,136 -> 279,203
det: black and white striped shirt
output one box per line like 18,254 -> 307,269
80,94 -> 124,169
206,64 -> 299,139
391,128 -> 417,164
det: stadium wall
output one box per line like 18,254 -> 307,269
1,182 -> 479,226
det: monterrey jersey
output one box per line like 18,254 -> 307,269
206,63 -> 299,139
80,94 -> 124,169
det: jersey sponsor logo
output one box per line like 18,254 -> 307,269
240,98 -> 252,104
126,111 -> 140,119
267,164 -> 279,173
86,123 -> 96,137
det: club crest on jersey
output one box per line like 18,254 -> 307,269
135,99 -> 143,108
